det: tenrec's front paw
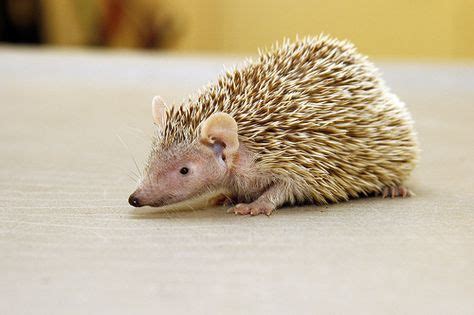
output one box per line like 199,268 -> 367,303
228,201 -> 274,216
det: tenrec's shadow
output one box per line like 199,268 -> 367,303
129,202 -> 336,220
127,187 -> 422,220
129,206 -> 229,220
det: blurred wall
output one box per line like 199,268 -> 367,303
36,0 -> 474,59
41,0 -> 179,48
169,0 -> 474,59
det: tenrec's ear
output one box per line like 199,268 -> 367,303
200,112 -> 239,159
152,95 -> 167,127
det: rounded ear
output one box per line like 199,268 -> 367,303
152,95 -> 168,128
200,112 -> 239,161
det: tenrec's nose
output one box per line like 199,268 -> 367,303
128,194 -> 142,207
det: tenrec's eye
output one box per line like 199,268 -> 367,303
179,167 -> 189,175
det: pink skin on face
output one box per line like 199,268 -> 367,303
128,143 -> 227,207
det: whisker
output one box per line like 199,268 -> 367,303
125,126 -> 152,143
116,134 -> 142,177
128,174 -> 138,183
129,170 -> 140,181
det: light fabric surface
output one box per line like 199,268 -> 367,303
0,47 -> 473,314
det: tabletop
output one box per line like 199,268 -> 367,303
0,47 -> 473,314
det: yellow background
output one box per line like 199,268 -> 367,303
43,0 -> 474,59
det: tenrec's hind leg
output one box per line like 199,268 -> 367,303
380,186 -> 412,198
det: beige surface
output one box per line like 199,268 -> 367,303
0,47 -> 473,314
